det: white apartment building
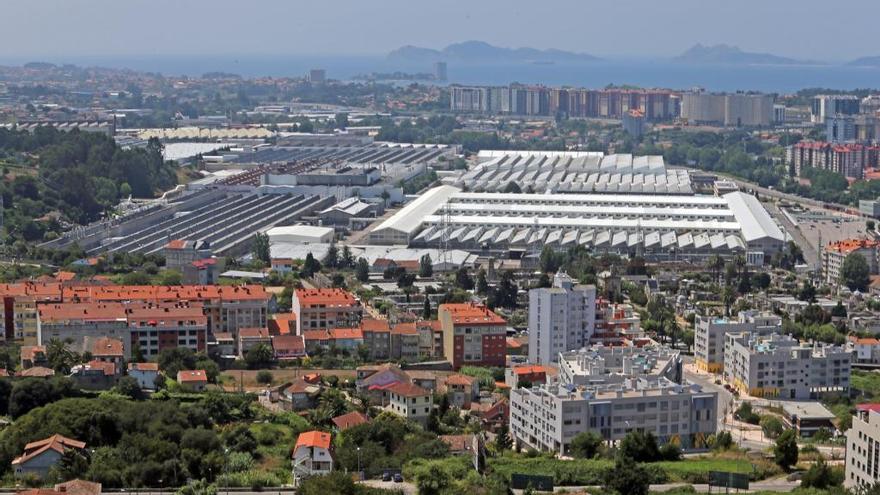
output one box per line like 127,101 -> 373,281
723,333 -> 852,399
510,377 -> 717,454
694,311 -> 781,373
528,272 -> 597,364
292,431 -> 333,488
822,239 -> 880,286
386,382 -> 433,426
558,345 -> 682,386
846,404 -> 880,489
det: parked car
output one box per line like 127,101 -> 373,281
382,472 -> 392,482
393,473 -> 403,483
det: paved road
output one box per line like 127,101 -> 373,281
509,478 -> 800,494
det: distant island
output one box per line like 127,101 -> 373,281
388,40 -> 600,64
673,43 -> 811,65
849,56 -> 880,67
352,71 -> 438,82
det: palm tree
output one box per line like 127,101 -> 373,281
706,255 -> 723,284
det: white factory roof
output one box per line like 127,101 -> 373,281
270,243 -> 333,261
452,191 -> 726,207
266,225 -> 334,240
371,185 -> 459,236
723,192 -> 785,242
422,214 -> 742,232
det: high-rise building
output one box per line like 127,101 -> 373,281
450,86 -> 488,112
827,115 -> 857,143
433,62 -> 447,81
528,273 -> 597,365
622,109 -> 645,137
681,91 -> 773,126
308,69 -> 326,84
812,95 -> 860,123
846,404 -> 880,489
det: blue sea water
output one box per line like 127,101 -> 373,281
4,54 -> 880,93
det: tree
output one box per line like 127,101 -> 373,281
251,233 -> 270,265
735,402 -> 760,424
422,297 -> 432,319
476,269 -> 489,295
569,431 -> 602,459
659,443 -> 681,461
341,245 -> 354,268
397,271 -> 416,290
355,257 -> 370,283
455,267 -> 474,290
801,457 -> 841,489
869,220 -> 876,232
46,338 -> 79,374
798,281 -> 818,303
419,254 -> 433,278
416,464 -> 450,495
158,347 -> 197,378
114,376 -> 145,400
495,424 -> 513,453
603,458 -> 651,495
841,252 -> 871,291
57,449 -> 90,481
539,245 -> 562,273
245,343 -> 274,370
760,415 -> 784,439
618,430 -> 660,462
831,301 -> 847,318
773,429 -> 799,470
256,370 -> 273,385
302,253 -> 322,278
325,245 -> 339,269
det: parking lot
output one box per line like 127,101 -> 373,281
782,205 -> 870,254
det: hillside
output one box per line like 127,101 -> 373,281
674,43 -> 804,65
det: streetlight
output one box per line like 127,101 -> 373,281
356,447 -> 362,480
224,447 -> 230,495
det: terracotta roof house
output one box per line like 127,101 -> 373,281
54,479 -> 102,495
12,434 -> 86,479
331,411 -> 370,431
17,366 -> 55,378
177,369 -> 208,391
292,431 -> 333,487
128,362 -> 160,390
91,337 -> 124,363
439,434 -> 477,455
282,378 -> 322,411
272,334 -> 306,360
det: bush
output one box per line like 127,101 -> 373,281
735,402 -> 760,425
255,371 -> 273,385
570,431 -> 603,459
773,430 -> 799,470
801,458 -> 844,489
659,443 -> 681,461
760,415 -> 784,439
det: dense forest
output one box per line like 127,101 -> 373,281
0,127 -> 178,243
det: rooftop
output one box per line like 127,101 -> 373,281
440,303 -> 506,326
295,430 -> 332,450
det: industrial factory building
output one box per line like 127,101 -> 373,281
368,186 -> 785,262
456,151 -> 692,194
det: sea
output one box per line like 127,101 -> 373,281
5,54 -> 880,93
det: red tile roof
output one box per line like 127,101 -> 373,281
303,330 -> 331,342
128,362 -> 159,372
361,319 -> 391,333
826,238 -> 880,255
295,430 -> 332,450
294,288 -> 358,307
13,434 -> 86,466
92,337 -> 124,357
388,381 -> 430,398
272,335 -> 305,353
177,369 -> 207,383
857,404 -> 880,413
329,328 -> 363,340
445,374 -> 475,387
17,366 -> 55,377
391,323 -> 418,336
331,411 -> 370,431
440,303 -> 506,326
239,327 -> 271,339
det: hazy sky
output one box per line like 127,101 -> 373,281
2,0 -> 877,61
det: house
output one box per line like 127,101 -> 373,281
329,327 -> 364,351
473,397 -> 509,432
439,434 -> 477,455
17,366 -> 55,378
356,363 -> 412,405
438,303 -> 507,369
238,327 -> 272,357
69,360 -> 117,390
183,258 -> 219,285
12,434 -> 86,479
292,288 -> 362,335
391,323 -> 420,361
331,411 -> 370,431
386,382 -> 433,426
210,332 -> 236,357
292,431 -> 333,487
361,319 -> 391,360
177,369 -> 208,392
91,337 -> 124,364
851,336 -> 880,364
415,320 -> 443,359
54,479 -> 102,495
272,335 -> 306,360
269,313 -> 296,335
127,362 -> 160,390
21,345 -> 47,369
443,374 -> 479,409
406,370 -> 439,391
302,330 -> 332,354
282,378 -> 322,411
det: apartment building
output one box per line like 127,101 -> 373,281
528,272 -> 597,365
36,301 -> 208,358
723,333 -> 851,399
558,345 -> 682,386
510,377 -> 717,454
439,302 -> 507,369
681,91 -> 774,127
292,431 -> 333,488
0,282 -> 63,343
292,288 -> 362,335
846,404 -> 880,489
386,382 -> 433,426
812,94 -> 860,123
822,239 -> 880,286
361,318 -> 391,360
694,311 -> 781,373
592,300 -> 643,345
787,141 -> 880,179
163,239 -> 212,271
390,323 -> 420,361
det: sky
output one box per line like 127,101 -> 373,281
1,0 -> 878,62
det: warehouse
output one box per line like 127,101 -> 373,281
455,151 -> 692,194
368,186 -> 786,262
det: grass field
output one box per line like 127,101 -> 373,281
219,368 -> 360,390
404,451 -> 780,487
